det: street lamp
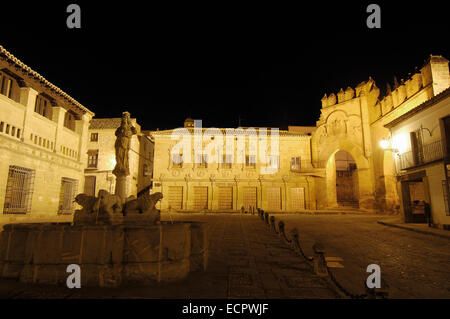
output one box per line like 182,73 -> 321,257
379,138 -> 399,153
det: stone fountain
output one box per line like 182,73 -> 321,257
0,112 -> 208,287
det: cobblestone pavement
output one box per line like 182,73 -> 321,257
0,213 -> 340,299
275,214 -> 450,299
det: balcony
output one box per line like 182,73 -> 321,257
395,139 -> 444,171
290,160 -> 326,172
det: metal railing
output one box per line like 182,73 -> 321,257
396,139 -> 443,171
290,160 -> 327,172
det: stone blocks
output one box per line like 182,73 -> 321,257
0,221 -> 208,287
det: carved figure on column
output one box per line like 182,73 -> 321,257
113,111 -> 137,176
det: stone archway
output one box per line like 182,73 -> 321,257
320,140 -> 375,210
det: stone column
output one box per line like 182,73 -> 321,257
115,175 -> 128,203
19,87 -> 39,143
52,106 -> 67,154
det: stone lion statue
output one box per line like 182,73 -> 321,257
73,190 -> 123,225
97,189 -> 123,216
123,192 -> 163,224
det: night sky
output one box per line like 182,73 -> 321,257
1,2 -> 449,130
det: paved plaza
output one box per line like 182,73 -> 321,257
0,213 -> 339,299
1,212 -> 449,299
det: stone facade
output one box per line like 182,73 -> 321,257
312,55 -> 450,213
0,46 -> 94,224
385,88 -> 450,228
150,55 -> 450,218
150,122 -> 318,212
84,118 -> 154,198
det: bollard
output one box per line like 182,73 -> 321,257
312,242 -> 328,277
264,212 -> 269,225
278,221 -> 292,244
270,216 -> 278,234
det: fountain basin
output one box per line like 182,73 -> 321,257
0,221 -> 208,287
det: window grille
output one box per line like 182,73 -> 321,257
58,177 -> 78,215
3,166 -> 35,214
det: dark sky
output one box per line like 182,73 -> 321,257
1,1 -> 449,130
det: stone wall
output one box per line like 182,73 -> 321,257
0,221 -> 208,287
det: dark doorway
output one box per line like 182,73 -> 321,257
335,150 -> 359,207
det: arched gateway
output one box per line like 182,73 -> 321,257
311,80 -> 379,211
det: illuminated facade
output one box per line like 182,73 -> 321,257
84,118 -> 154,198
150,120 -> 318,212
151,55 -> 450,227
385,88 -> 450,228
0,45 -> 94,224
312,54 -> 450,225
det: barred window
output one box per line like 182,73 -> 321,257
291,156 -> 301,170
245,155 -> 256,168
87,150 -> 99,168
222,154 -> 232,169
196,154 -> 208,168
90,133 -> 98,142
58,177 -> 78,215
3,166 -> 35,214
172,154 -> 183,168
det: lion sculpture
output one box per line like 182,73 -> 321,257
123,192 -> 163,224
73,189 -> 123,225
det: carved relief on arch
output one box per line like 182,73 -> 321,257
326,111 -> 348,137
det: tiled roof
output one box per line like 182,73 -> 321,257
384,86 -> 450,128
89,118 -> 137,129
150,127 -> 311,137
0,45 -> 94,116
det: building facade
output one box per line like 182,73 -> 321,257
150,55 -> 450,225
84,118 -> 154,198
385,87 -> 450,228
151,119 -> 319,212
0,45 -> 94,224
311,55 -> 450,215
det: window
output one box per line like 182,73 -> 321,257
58,177 -> 78,215
87,150 -> 99,168
291,156 -> 301,170
245,155 -> 256,168
172,154 -> 183,168
0,74 -> 13,98
3,166 -> 35,214
143,164 -> 151,177
0,70 -> 20,102
90,133 -> 98,142
34,95 -> 53,119
222,154 -> 233,169
196,154 -> 208,168
64,111 -> 76,131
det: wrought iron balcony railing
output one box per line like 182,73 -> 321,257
395,139 -> 443,171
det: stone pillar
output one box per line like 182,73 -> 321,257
75,113 -> 93,163
19,87 -> 39,143
115,175 -> 128,203
52,106 -> 67,154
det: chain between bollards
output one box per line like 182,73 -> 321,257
258,213 -> 388,299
